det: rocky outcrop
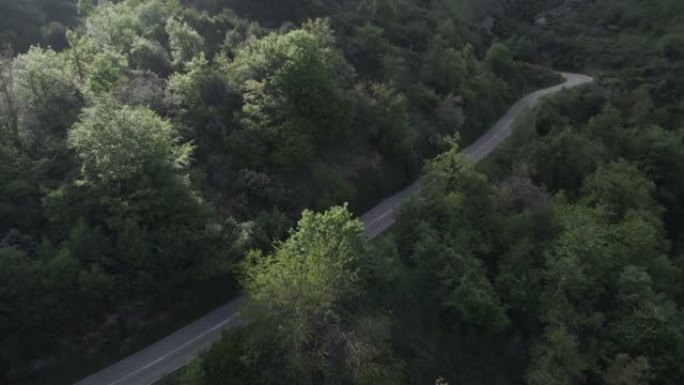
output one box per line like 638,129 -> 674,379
534,0 -> 585,28
475,0 -> 585,33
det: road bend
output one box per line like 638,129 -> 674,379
73,72 -> 593,385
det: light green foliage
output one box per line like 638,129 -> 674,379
227,19 -> 354,169
243,206 -> 365,333
77,0 -> 93,16
9,46 -> 81,146
166,17 -> 205,67
82,1 -> 139,52
61,100 -> 230,298
7,0 -> 684,384
75,0 -> 178,74
424,135 -> 469,190
581,161 -> 660,220
87,51 -> 127,95
542,202 -> 663,325
382,70 -> 684,384
167,54 -> 230,111
68,101 -> 192,186
230,206 -> 402,385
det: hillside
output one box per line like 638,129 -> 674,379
178,1 -> 684,385
0,0 -> 558,384
1,1 -> 683,384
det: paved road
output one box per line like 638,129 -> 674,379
73,72 -> 592,385
361,72 -> 593,238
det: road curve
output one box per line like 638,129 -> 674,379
73,72 -> 593,385
361,72 -> 593,238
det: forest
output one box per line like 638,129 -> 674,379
0,0 -> 682,384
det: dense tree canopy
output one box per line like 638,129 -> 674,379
180,2 -> 684,385
0,0 -> 561,383
4,0 -> 683,385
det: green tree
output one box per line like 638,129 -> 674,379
227,19 -> 355,169
66,99 -> 229,289
420,34 -> 466,94
531,128 -> 607,195
88,50 -> 127,95
609,266 -> 684,383
526,326 -> 587,385
240,206 -> 402,384
1,47 -> 81,153
485,42 -> 515,79
603,354 -> 652,385
68,100 -> 192,187
360,82 -> 413,162
347,23 -> 395,79
580,161 -> 660,220
166,17 -> 205,68
77,0 -> 93,16
659,33 -> 684,61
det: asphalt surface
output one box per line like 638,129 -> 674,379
361,72 -> 593,238
73,72 -> 593,385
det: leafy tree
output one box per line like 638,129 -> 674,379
77,0 -> 94,16
603,354 -> 652,385
420,34 -> 467,94
10,1 -> 684,384
166,17 -> 205,68
227,19 -> 355,169
0,0 -> 77,52
88,51 -> 128,95
65,99 -> 231,291
1,47 -> 81,154
609,266 -> 684,383
526,326 -> 587,385
531,128 -> 607,195
360,82 -> 413,162
68,100 -> 192,187
485,42 -> 515,79
227,206 -> 403,384
347,23 -> 395,80
659,33 -> 684,61
580,161 -> 660,220
129,37 -> 172,74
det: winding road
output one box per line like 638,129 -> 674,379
73,72 -> 593,385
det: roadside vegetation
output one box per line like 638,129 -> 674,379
180,1 -> 684,385
0,0 -> 557,383
2,0 -> 682,384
